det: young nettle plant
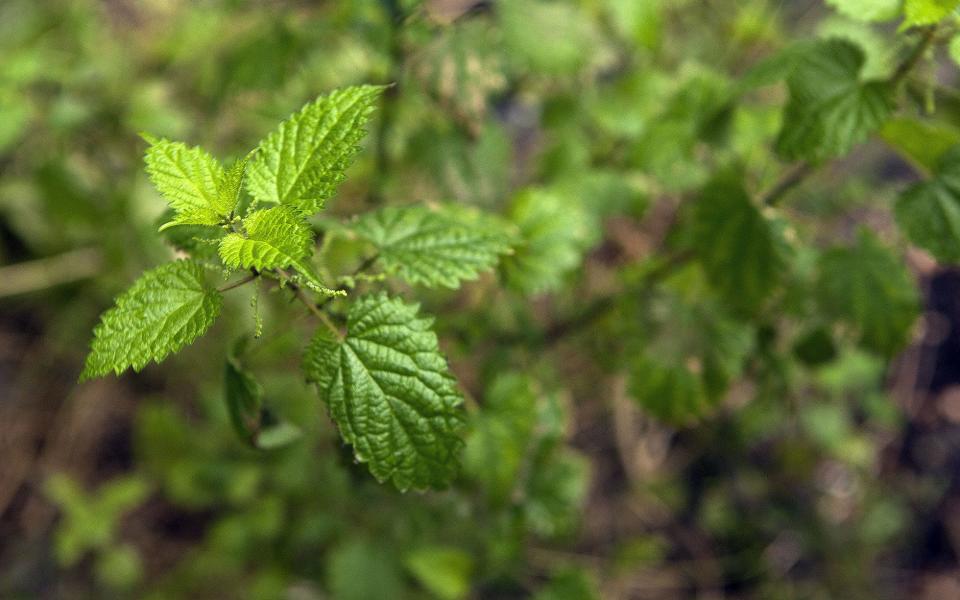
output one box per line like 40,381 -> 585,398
80,85 -> 513,491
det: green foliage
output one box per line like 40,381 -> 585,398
776,39 -> 893,162
144,135 -> 227,231
303,293 -> 465,491
404,546 -> 473,600
81,260 -> 222,380
817,231 -> 919,356
246,85 -> 384,214
691,175 -> 788,313
350,204 -> 513,289
826,0 -> 902,22
904,0 -> 960,26
895,145 -> 960,262
500,188 -> 589,294
219,205 -> 313,271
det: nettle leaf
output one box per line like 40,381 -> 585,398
817,230 -> 919,356
81,260 -> 222,381
826,0 -> 902,22
302,293 -> 465,491
214,153 -> 252,216
896,146 -> 960,262
246,85 -> 384,214
881,117 -> 960,173
218,205 -> 312,271
691,176 -> 789,313
775,39 -> 893,162
500,188 -> 590,295
144,135 -> 226,231
351,204 -> 514,289
904,0 -> 960,26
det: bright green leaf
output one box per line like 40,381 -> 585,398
81,260 -> 222,380
246,85 -> 384,214
351,204 -> 514,289
775,39 -> 893,162
904,0 -> 959,26
213,153 -> 252,216
144,135 -> 225,231
405,546 -> 473,600
218,205 -> 313,271
303,293 -> 465,491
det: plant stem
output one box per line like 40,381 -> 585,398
761,161 -> 813,207
276,268 -> 343,339
891,25 -> 937,88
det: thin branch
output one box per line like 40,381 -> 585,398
276,268 -> 343,339
0,247 -> 102,298
760,161 -> 813,207
217,273 -> 258,293
891,25 -> 937,87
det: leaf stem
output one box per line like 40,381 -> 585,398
761,161 -> 813,207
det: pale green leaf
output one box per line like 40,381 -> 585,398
81,260 -> 222,380
246,85 -> 385,214
218,205 -> 313,271
880,117 -> 960,173
351,204 -> 514,289
303,293 -> 465,491
405,547 -> 473,600
691,175 -> 788,313
775,39 -> 893,162
144,135 -> 225,231
904,0 -> 959,26
825,0 -> 902,22
817,230 -> 919,355
500,189 -> 590,294
896,145 -> 960,262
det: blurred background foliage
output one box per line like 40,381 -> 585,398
2,0 -> 960,598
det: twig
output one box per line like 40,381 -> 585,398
217,273 -> 258,293
276,268 -> 343,339
891,25 -> 937,87
760,161 -> 813,207
0,248 -> 103,298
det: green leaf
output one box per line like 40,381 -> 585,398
826,0 -> 902,22
351,204 -> 514,289
224,353 -> 263,445
534,568 -> 601,600
775,39 -> 893,162
303,293 -> 465,491
525,448 -> 589,538
904,0 -> 959,26
817,230 -> 919,355
246,85 -> 384,214
880,117 -> 960,173
327,538 -> 405,600
144,135 -> 226,231
500,188 -> 590,295
214,153 -> 252,216
463,374 -> 540,503
218,205 -> 313,271
691,175 -> 788,313
896,145 -> 960,262
81,260 -> 222,380
405,546 -> 473,600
